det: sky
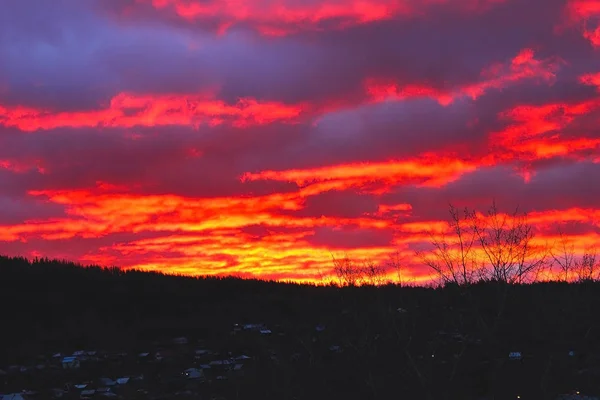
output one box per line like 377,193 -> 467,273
1,0 -> 600,284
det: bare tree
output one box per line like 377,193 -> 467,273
332,254 -> 363,287
331,254 -> 387,286
362,259 -> 387,286
316,265 -> 336,286
386,251 -> 405,286
575,251 -> 599,282
470,201 -> 549,284
416,204 -> 481,286
417,201 -> 549,285
550,228 -> 576,281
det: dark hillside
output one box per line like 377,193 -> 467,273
1,255 -> 600,399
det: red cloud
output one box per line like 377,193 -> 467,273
490,96 -> 600,161
566,0 -> 600,47
581,72 -> 600,88
0,93 -> 304,132
365,49 -> 563,105
136,0 -> 506,35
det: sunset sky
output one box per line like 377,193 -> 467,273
1,0 -> 600,283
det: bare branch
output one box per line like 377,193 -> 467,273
550,227 -> 576,282
470,201 -> 548,284
416,203 -> 481,286
331,254 -> 387,287
575,250 -> 599,282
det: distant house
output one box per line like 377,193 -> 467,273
99,378 -> 117,386
62,356 -> 80,369
173,337 -> 188,345
80,389 -> 95,399
509,352 -> 522,360
329,345 -> 343,353
1,394 -> 26,400
231,364 -> 244,376
183,368 -> 203,379
210,360 -> 231,366
243,323 -> 265,331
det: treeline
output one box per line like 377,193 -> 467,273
331,201 -> 600,287
2,255 -> 600,399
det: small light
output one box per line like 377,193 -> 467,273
517,396 -> 520,399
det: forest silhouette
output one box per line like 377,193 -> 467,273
2,254 -> 600,399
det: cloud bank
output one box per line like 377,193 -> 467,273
1,0 -> 599,283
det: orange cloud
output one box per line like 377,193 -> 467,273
365,49 -> 562,105
0,92 -> 304,132
242,155 -> 480,193
3,162 -> 600,283
0,186 -> 394,243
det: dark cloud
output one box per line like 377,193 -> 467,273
238,224 -> 309,241
0,195 -> 67,224
1,0 -> 591,111
384,160 -> 600,220
306,226 -> 395,249
293,190 -> 379,219
540,221 -> 600,236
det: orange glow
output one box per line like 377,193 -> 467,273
0,93 -> 304,132
3,177 -> 600,283
243,156 -> 478,188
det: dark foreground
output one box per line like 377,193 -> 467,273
1,256 -> 600,400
